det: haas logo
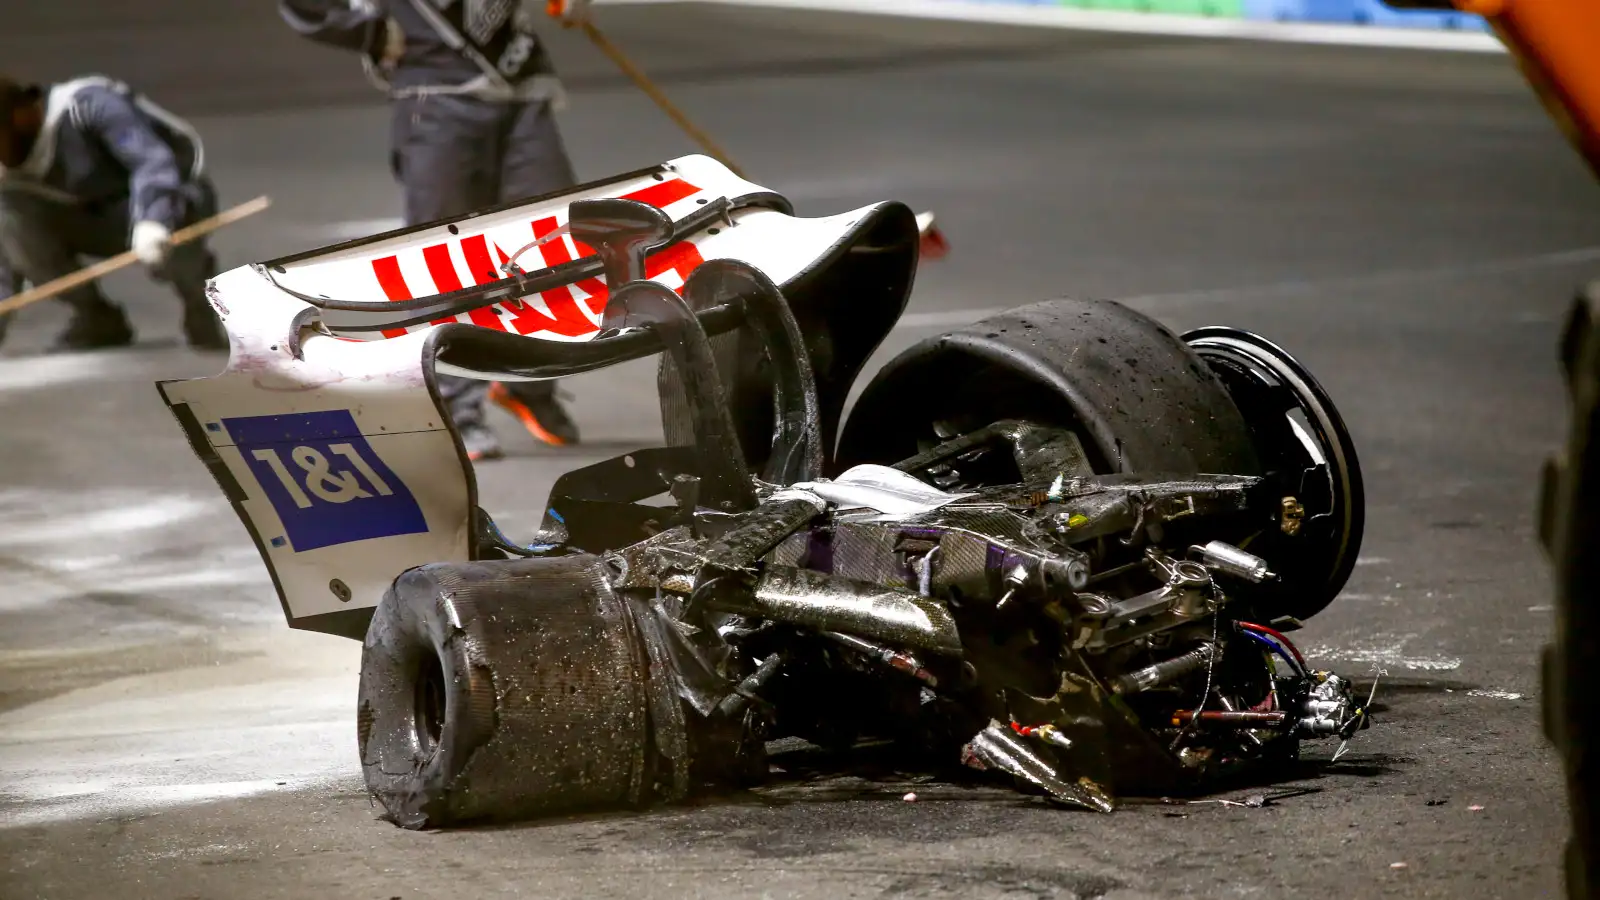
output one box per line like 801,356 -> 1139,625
369,177 -> 707,340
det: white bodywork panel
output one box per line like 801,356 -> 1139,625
266,155 -> 886,352
159,155 -> 892,633
773,465 -> 975,519
160,267 -> 468,626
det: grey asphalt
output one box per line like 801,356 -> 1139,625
2,3 -> 1598,899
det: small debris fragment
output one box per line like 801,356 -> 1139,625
1466,690 -> 1523,701
1187,788 -> 1316,809
276,781 -> 287,786
903,792 -> 917,802
1390,862 -> 1408,870
1469,804 -> 1485,812
1426,799 -> 1447,807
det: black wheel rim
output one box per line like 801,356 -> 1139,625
413,652 -> 447,760
1183,326 -> 1366,621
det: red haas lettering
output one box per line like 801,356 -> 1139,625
367,178 -> 706,340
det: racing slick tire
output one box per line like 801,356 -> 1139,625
838,298 -> 1260,477
357,555 -> 653,829
837,298 -> 1362,623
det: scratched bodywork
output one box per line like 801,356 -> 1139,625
159,156 -> 1373,827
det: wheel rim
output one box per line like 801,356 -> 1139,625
413,652 -> 447,760
1183,327 -> 1365,620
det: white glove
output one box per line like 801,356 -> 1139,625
131,220 -> 172,269
381,17 -> 405,68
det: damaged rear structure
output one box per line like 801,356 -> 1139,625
157,156 -> 1372,828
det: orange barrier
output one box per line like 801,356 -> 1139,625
1391,0 -> 1600,177
1476,0 -> 1600,177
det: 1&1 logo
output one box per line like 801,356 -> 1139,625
223,410 -> 430,552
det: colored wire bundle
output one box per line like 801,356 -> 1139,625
1238,622 -> 1309,678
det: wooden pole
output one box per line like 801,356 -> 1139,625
573,15 -> 950,257
575,20 -> 748,179
0,194 -> 272,317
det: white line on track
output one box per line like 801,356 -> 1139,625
0,632 -> 362,828
0,352 -> 137,392
0,495 -> 215,546
604,0 -> 1504,53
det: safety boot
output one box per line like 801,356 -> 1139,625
183,305 -> 228,351
489,381 -> 580,446
51,303 -> 134,352
172,250 -> 228,351
459,423 -> 505,462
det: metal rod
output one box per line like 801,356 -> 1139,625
1170,710 -> 1287,726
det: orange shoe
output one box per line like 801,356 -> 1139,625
458,423 -> 505,461
488,382 -> 580,446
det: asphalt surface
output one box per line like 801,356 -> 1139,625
3,3 -> 1599,899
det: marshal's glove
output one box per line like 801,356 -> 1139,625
131,220 -> 173,273
380,16 -> 405,68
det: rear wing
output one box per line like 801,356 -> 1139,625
157,155 -> 920,639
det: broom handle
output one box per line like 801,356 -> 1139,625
0,195 -> 272,316
575,19 -> 748,179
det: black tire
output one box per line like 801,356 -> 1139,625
838,298 -> 1260,477
357,555 -> 653,829
1542,282 -> 1600,900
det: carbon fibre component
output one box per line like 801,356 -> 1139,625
663,203 -> 920,476
712,564 -> 963,655
892,419 -> 1094,485
602,280 -> 756,513
357,556 -> 653,829
534,447 -> 700,552
698,497 -> 827,573
837,299 -> 1261,478
568,198 -> 675,302
344,288 -> 1372,830
964,719 -> 1115,812
680,260 -> 825,485
426,301 -> 744,381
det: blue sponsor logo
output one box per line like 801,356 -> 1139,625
223,410 -> 428,552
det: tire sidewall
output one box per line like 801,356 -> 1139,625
357,567 -> 497,829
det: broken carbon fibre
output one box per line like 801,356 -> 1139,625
159,160 -> 1371,828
